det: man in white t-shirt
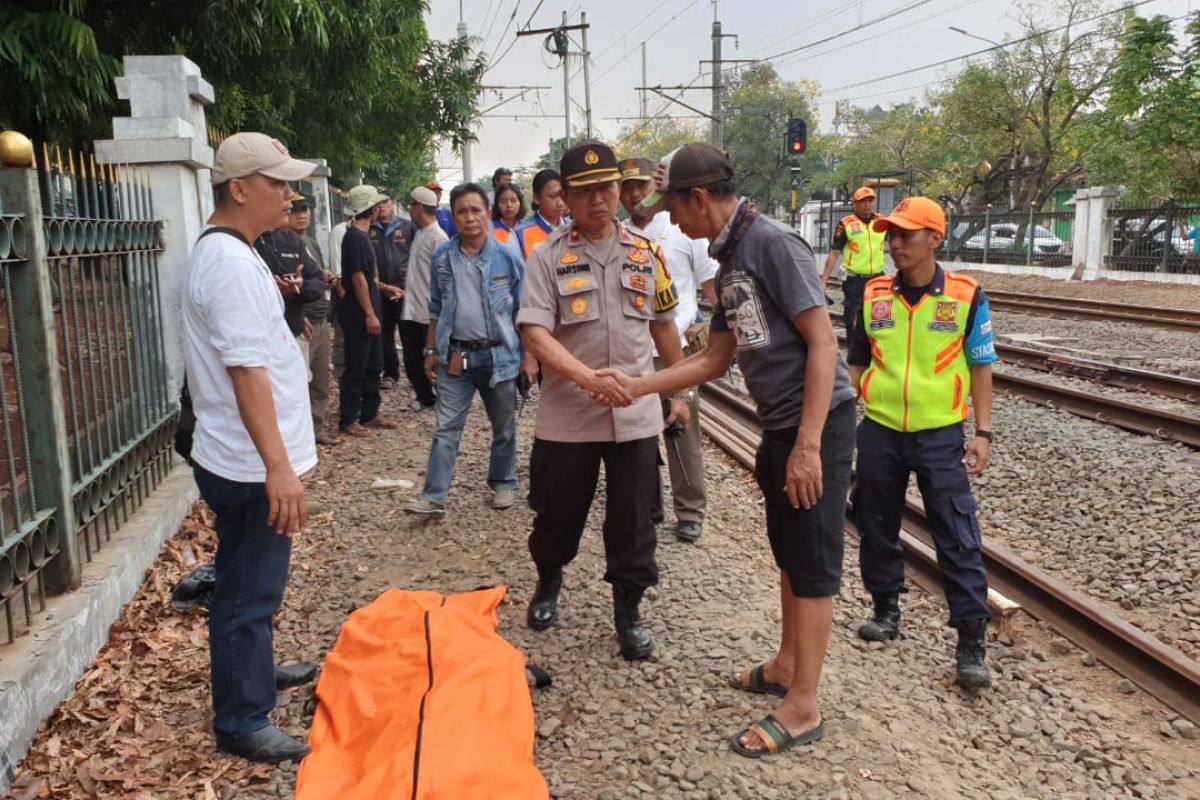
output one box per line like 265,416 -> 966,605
619,157 -> 719,542
400,186 -> 449,411
182,132 -> 318,764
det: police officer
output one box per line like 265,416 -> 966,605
368,194 -> 416,389
517,141 -> 687,660
846,196 -> 997,690
820,186 -> 887,337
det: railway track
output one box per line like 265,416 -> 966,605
697,379 -> 1200,724
826,278 -> 1200,333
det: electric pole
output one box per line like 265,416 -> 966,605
515,13 -> 593,148
458,1 -> 472,182
711,19 -> 722,147
641,43 -> 648,122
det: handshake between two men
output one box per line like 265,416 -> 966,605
585,368 -> 692,433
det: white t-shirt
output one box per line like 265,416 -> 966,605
327,221 -> 349,277
640,212 -> 720,347
182,226 -> 317,482
402,222 -> 449,323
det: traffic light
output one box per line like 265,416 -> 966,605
786,117 -> 807,157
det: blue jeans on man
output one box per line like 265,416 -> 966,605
420,349 -> 517,505
193,464 -> 292,737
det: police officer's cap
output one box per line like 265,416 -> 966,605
560,141 -> 622,188
617,158 -> 656,184
289,191 -> 315,210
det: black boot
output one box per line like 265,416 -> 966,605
612,585 -> 653,661
526,566 -> 562,631
857,591 -> 901,641
954,618 -> 991,690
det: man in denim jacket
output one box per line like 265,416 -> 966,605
406,183 -> 538,515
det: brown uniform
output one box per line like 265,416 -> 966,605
517,220 -> 678,591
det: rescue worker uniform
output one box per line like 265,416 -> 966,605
847,237 -> 998,687
513,211 -> 559,260
833,190 -> 887,337
370,214 -> 416,385
516,143 -> 679,660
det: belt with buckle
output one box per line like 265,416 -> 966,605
450,338 -> 499,352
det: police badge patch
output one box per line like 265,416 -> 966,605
928,301 -> 959,332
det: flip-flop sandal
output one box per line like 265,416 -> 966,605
729,715 -> 826,759
726,664 -> 788,698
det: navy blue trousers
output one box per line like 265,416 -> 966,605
841,274 -> 870,339
194,464 -> 292,737
853,417 -> 990,624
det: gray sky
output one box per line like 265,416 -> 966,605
425,0 -> 1189,185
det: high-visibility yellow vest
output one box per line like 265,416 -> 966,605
841,213 -> 887,276
859,271 -> 978,432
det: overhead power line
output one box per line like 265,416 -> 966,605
816,0 -> 1161,96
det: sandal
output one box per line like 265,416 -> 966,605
727,664 -> 788,698
730,715 -> 825,759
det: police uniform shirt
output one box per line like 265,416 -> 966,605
846,264 -> 998,368
517,221 -> 678,443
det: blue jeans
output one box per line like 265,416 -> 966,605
421,350 -> 517,504
193,464 -> 292,737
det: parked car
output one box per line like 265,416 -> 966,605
956,223 -> 1066,255
1111,218 -> 1191,257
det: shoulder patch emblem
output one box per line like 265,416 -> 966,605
871,300 -> 891,321
560,250 -> 579,264
628,249 -> 650,264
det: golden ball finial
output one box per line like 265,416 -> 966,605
0,131 -> 35,167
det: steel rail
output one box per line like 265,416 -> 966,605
824,278 -> 1200,332
698,382 -> 1200,723
992,343 -> 1200,404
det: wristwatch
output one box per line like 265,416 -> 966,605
974,428 -> 993,442
422,348 -> 437,357
669,390 -> 695,403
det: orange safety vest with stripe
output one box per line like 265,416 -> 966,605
858,271 -> 977,432
840,213 -> 887,276
514,213 -> 556,259
492,222 -> 512,245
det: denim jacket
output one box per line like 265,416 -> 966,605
428,235 -> 524,386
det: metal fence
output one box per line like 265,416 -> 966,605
942,208 -> 1075,267
0,149 -> 174,645
1106,198 -> 1200,274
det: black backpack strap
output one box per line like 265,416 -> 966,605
198,225 -> 250,246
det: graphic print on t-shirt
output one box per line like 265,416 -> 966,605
722,273 -> 769,351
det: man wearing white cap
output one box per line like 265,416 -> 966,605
182,132 -> 318,762
400,186 -> 448,411
337,184 -> 397,437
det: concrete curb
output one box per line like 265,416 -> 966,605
0,465 -> 199,793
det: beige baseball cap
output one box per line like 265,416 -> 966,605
211,132 -> 315,185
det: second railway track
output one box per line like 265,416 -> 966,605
697,379 -> 1200,725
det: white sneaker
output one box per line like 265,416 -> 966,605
492,487 -> 516,510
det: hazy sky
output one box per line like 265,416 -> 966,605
425,0 -> 1190,184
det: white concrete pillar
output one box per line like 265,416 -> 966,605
1082,187 -> 1120,281
1070,188 -> 1090,277
95,55 -> 214,404
304,159 -> 332,263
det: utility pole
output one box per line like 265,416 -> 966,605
458,1 -> 472,182
711,18 -> 722,147
561,11 -> 571,145
641,43 -> 648,122
515,14 -> 593,148
581,12 -> 593,138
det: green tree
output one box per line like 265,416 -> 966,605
721,64 -> 822,215
611,117 -> 705,162
0,0 -> 485,182
1082,12 -> 1200,200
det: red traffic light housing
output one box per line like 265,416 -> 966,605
786,117 -> 807,157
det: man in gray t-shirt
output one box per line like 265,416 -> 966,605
601,143 -> 856,759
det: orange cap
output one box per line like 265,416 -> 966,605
873,196 -> 945,235
851,186 -> 876,202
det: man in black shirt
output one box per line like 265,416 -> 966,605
369,193 -> 416,389
338,185 -> 398,437
254,207 -> 325,340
